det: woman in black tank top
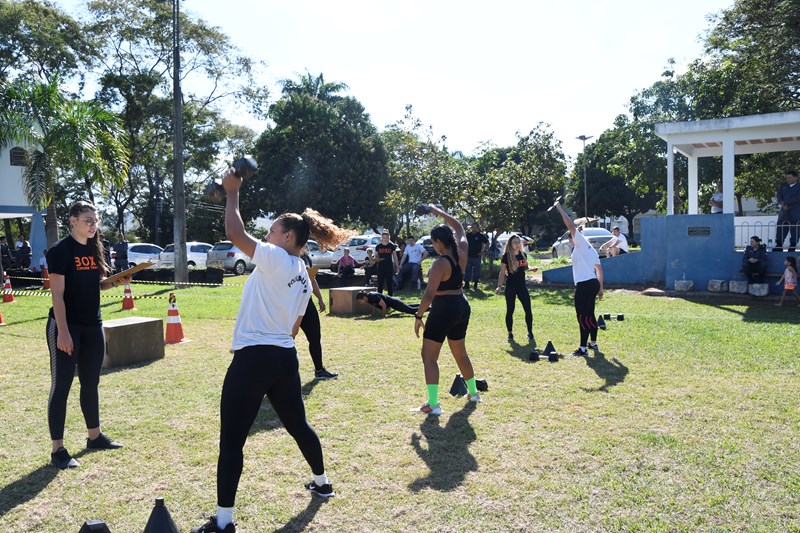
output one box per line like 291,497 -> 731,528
411,205 -> 482,416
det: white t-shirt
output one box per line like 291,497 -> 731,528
403,243 -> 426,264
231,241 -> 311,350
710,192 -> 723,213
571,230 -> 600,284
608,232 -> 629,253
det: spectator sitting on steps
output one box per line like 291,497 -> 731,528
742,236 -> 767,284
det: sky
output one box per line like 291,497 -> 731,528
58,0 -> 733,165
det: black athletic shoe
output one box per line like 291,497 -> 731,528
87,433 -> 123,450
507,333 -> 514,343
572,348 -> 588,357
527,332 -> 535,342
191,516 -> 236,533
305,481 -> 335,498
588,342 -> 599,351
314,368 -> 338,380
473,282 -> 478,290
51,447 -> 79,469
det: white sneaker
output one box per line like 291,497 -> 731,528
414,403 -> 443,415
468,393 -> 482,403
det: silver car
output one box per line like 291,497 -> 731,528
306,239 -> 334,268
157,241 -> 213,269
206,241 -> 255,275
551,228 -> 614,258
126,243 -> 163,269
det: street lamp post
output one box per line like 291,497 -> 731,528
576,135 -> 593,219
170,0 -> 187,285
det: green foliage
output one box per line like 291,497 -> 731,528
0,0 -> 98,84
251,73 -> 388,226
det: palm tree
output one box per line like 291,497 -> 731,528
280,72 -> 348,102
0,75 -> 129,246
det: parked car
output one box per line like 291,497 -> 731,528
206,241 -> 255,275
157,241 -> 213,269
416,235 -> 438,257
496,233 -> 535,252
306,239 -> 334,268
126,243 -> 163,268
330,233 -> 382,272
551,228 -> 614,258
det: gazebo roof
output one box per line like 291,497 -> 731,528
655,110 -> 800,158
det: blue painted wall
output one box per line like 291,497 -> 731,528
542,214 -> 789,294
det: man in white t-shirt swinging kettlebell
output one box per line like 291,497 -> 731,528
552,198 -> 604,356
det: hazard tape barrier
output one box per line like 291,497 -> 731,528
7,275 -> 240,287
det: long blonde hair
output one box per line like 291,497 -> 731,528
502,234 -> 525,275
275,208 -> 352,251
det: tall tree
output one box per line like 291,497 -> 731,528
0,75 -> 129,245
251,73 -> 388,229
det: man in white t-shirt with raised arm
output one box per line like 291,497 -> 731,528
600,226 -> 629,257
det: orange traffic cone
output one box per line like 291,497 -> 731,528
3,276 -> 15,303
0,307 -> 5,326
165,292 -> 186,344
42,267 -> 50,289
122,284 -> 136,310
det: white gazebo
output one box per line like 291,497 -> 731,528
655,111 -> 800,215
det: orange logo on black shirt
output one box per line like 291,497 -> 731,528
74,256 -> 98,271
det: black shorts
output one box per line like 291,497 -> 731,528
423,294 -> 470,343
618,249 -> 627,254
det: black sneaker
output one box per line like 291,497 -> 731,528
314,368 -> 338,380
588,342 -> 599,351
507,333 -> 514,343
87,433 -> 123,450
305,481 -> 335,498
473,282 -> 478,290
51,447 -> 79,469
191,516 -> 236,533
527,332 -> 535,342
572,348 -> 588,357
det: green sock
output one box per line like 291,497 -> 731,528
426,383 -> 439,407
465,377 -> 478,396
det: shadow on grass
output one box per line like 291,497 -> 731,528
677,294 -> 798,324
408,402 -> 477,492
505,337 -> 538,362
0,449 -> 90,517
533,288 -> 574,306
249,378 -> 323,434
580,349 -> 628,392
270,495 -> 326,533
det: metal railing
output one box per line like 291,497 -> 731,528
734,220 -> 800,249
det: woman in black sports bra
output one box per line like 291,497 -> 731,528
412,205 -> 481,416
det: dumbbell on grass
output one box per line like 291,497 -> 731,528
602,313 -> 625,321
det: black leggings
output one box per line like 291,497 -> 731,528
299,300 -> 323,371
383,295 -> 419,315
217,345 -> 324,508
575,278 -> 600,346
46,317 -> 105,440
376,264 -> 394,296
504,284 -> 532,334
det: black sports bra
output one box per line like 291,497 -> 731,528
436,254 -> 463,291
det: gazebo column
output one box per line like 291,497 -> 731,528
688,155 -> 698,214
722,138 -> 735,214
667,142 -> 674,215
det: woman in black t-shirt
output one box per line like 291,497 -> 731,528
46,200 -> 130,470
374,232 -> 399,296
495,234 -> 538,343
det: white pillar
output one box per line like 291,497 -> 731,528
667,142 -> 674,215
722,138 -> 735,214
688,155 -> 698,214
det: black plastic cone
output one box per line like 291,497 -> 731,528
597,315 -> 606,330
543,341 -> 556,355
476,378 -> 488,392
449,374 -> 468,396
79,520 -> 111,532
142,498 -> 179,533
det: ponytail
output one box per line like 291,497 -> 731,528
275,208 -> 352,251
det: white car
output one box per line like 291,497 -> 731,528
330,233 -> 382,271
551,228 -> 614,258
206,241 -> 255,275
306,239 -> 334,268
157,241 -> 213,269
126,243 -> 163,268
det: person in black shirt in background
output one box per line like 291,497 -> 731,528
113,233 -> 129,273
465,222 -> 489,290
46,200 -> 130,469
374,231 -> 399,296
495,234 -> 538,343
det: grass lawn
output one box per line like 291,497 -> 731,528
0,277 -> 798,532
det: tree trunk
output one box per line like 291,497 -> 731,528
45,201 -> 60,247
